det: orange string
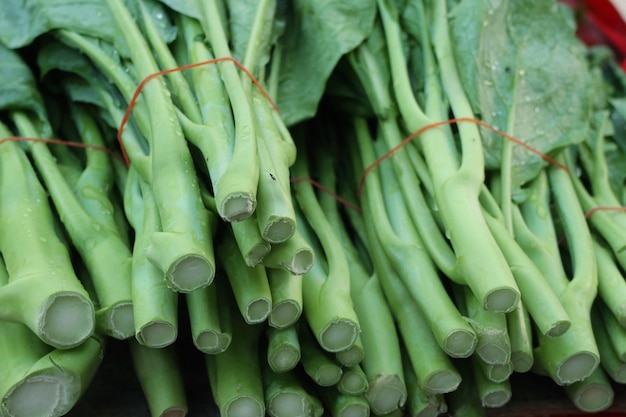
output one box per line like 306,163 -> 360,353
585,205 -> 626,219
357,117 -> 569,197
290,177 -> 362,214
0,136 -> 124,163
117,56 -> 277,166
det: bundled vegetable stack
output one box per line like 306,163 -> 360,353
1,0 -> 626,416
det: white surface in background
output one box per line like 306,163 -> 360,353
611,0 -> 626,22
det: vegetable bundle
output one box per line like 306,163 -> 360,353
1,0 -> 626,416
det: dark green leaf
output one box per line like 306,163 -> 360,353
0,0 -> 127,54
0,43 -> 47,123
276,0 -> 377,126
450,0 -> 592,189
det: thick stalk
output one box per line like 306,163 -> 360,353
124,169 -> 178,348
130,341 -> 188,417
14,112 -> 133,340
186,279 -> 232,354
199,0 -> 259,221
299,324 -> 343,387
266,325 -> 300,373
206,314 -> 265,417
337,366 -> 369,396
0,125 -> 94,348
354,117 -> 475,355
261,229 -> 314,275
218,232 -> 272,324
506,304 -> 534,373
267,268 -> 303,329
261,364 -> 323,417
105,0 -> 216,292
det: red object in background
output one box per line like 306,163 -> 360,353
562,0 -> 626,71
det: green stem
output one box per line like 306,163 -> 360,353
186,279 -> 232,354
218,232 -> 272,324
593,239 -> 626,327
317,388 -> 370,417
261,364 -> 324,417
266,325 -> 300,373
337,365 -> 369,396
457,286 -> 511,366
125,169 -> 178,348
130,341 -> 188,417
105,0 -> 216,293
506,304 -> 534,373
563,367 -> 614,413
206,313 -> 265,417
253,88 -> 296,243
299,324 -> 343,387
354,117 -> 475,355
471,356 -> 512,408
230,215 -> 272,267
267,268 -> 303,329
199,0 -> 259,221
261,229 -> 315,275
0,125 -> 94,349
14,111 -> 132,340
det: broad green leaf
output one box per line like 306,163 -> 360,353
449,0 -> 592,190
0,43 -> 47,125
226,0 -> 277,75
276,0 -> 377,126
0,0 -> 127,54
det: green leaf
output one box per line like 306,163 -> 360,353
0,0 -> 127,54
0,43 -> 47,124
276,0 -> 377,126
226,0 -> 276,74
449,0 -> 592,189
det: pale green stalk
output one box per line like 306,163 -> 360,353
593,239 -> 626,327
378,0 -> 520,312
198,0 -> 259,221
337,366 -> 369,396
124,169 -> 177,348
353,117 -> 475,357
506,304 -> 534,373
186,279 -> 232,354
598,301 -> 626,361
480,187 -> 571,338
299,325 -> 343,387
457,286 -> 510,366
471,357 -> 512,408
261,230 -> 315,275
0,124 -> 94,349
253,88 -> 296,243
105,0 -> 216,292
564,367 -> 614,413
0,257 -> 101,417
206,313 -> 265,417
334,337 -> 365,368
218,232 -> 272,324
1,336 -> 104,417
261,364 -> 324,417
231,215 -> 271,267
592,305 -> 626,383
130,341 -> 188,417
318,388 -> 370,417
516,171 -> 599,385
292,152 -> 360,353
267,267 -> 303,329
14,108 -> 133,340
403,354 -> 447,417
267,325 -> 300,373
